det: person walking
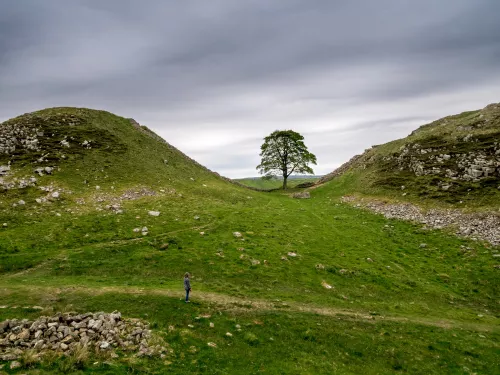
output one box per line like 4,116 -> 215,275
184,272 -> 191,303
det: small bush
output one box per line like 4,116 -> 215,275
244,332 -> 259,346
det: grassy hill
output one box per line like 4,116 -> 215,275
318,102 -> 500,209
1,108 -> 499,374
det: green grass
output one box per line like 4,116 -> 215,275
1,290 -> 498,375
1,107 -> 499,374
234,177 -> 318,190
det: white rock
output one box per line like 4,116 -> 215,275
321,281 -> 333,289
18,200 -> 25,205
148,211 -> 160,217
133,228 -> 140,232
51,191 -> 60,198
100,341 -> 110,349
226,332 -> 233,337
96,186 -> 100,190
233,232 -> 242,238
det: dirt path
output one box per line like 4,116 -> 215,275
2,284 -> 497,333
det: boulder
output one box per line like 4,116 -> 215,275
292,192 -> 310,199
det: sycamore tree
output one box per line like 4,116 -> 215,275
257,130 -> 317,190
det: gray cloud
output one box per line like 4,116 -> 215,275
1,0 -> 500,177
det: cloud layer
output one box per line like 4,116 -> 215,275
1,1 -> 500,177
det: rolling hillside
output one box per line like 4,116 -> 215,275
318,102 -> 500,208
0,107 -> 499,374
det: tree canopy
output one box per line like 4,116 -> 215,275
256,130 -> 317,189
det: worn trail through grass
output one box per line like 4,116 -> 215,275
2,284 -> 497,334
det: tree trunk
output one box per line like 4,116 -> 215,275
282,176 -> 288,190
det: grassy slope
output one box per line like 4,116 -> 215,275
1,108 -> 499,374
320,105 -> 500,210
234,177 -> 318,190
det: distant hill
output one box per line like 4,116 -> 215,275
234,176 -> 319,190
318,102 -> 500,208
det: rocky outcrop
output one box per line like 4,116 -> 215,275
0,311 -> 169,361
388,140 -> 500,183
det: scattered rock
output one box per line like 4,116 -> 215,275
292,192 -> 311,199
315,264 -> 325,270
99,341 -> 110,350
10,360 -> 21,370
233,232 -> 242,238
225,332 -> 233,337
207,342 -> 217,348
287,252 -> 297,257
321,281 -> 333,289
148,211 -> 160,217
366,258 -> 374,262
342,196 -> 500,246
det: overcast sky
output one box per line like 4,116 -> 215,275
1,1 -> 499,178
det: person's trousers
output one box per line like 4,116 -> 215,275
185,289 -> 190,301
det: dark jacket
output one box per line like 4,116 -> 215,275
184,277 -> 191,290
